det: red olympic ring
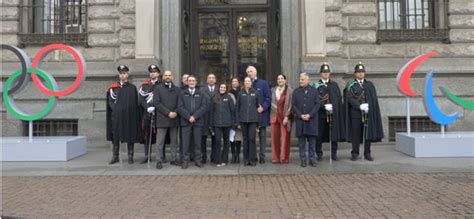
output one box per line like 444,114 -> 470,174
31,44 -> 85,97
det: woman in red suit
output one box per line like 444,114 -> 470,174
270,74 -> 293,164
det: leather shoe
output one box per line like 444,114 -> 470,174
156,162 -> 163,169
170,160 -> 180,166
331,155 -> 339,161
300,160 -> 307,167
140,157 -> 149,164
195,162 -> 203,168
181,161 -> 188,169
109,157 -> 119,165
259,158 -> 265,164
309,161 -> 317,167
364,154 -> 374,161
350,155 -> 358,161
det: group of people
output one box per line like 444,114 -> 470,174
106,63 -> 384,169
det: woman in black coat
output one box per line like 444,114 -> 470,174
229,77 -> 242,163
236,77 -> 263,166
210,83 -> 237,167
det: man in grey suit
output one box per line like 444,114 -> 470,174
200,73 -> 218,164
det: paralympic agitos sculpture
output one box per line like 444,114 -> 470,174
396,50 -> 474,132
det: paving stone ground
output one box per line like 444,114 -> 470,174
2,172 -> 473,218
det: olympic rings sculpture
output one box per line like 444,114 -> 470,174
1,44 -> 86,121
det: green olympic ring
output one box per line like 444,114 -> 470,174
3,68 -> 57,121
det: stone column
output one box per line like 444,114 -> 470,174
301,0 -> 326,57
280,0 -> 301,88
160,0 -> 182,85
135,0 -> 160,59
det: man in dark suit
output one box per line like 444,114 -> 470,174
200,73 -> 217,164
152,70 -> 180,169
292,72 -> 321,167
178,75 -> 210,169
247,66 -> 271,164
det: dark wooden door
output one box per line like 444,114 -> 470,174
182,0 -> 280,86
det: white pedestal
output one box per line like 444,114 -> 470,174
1,136 -> 87,161
395,132 -> 474,158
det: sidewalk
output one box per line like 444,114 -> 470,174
2,173 -> 473,218
1,145 -> 472,176
2,145 -> 473,218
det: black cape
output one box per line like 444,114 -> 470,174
106,82 -> 144,143
343,79 -> 384,142
138,80 -> 160,144
313,80 -> 346,142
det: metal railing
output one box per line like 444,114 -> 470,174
377,0 -> 449,42
18,0 -> 88,46
23,119 -> 79,136
389,116 -> 441,142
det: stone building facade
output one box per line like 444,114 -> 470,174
1,0 -> 473,147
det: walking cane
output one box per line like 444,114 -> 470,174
362,112 -> 368,160
119,141 -> 123,165
147,111 -> 155,168
328,113 -> 332,164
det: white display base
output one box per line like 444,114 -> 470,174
1,136 -> 87,161
395,132 -> 474,158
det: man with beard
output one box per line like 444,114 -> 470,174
138,64 -> 161,164
106,65 -> 143,164
344,62 -> 384,161
151,70 -> 181,169
312,63 -> 345,161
